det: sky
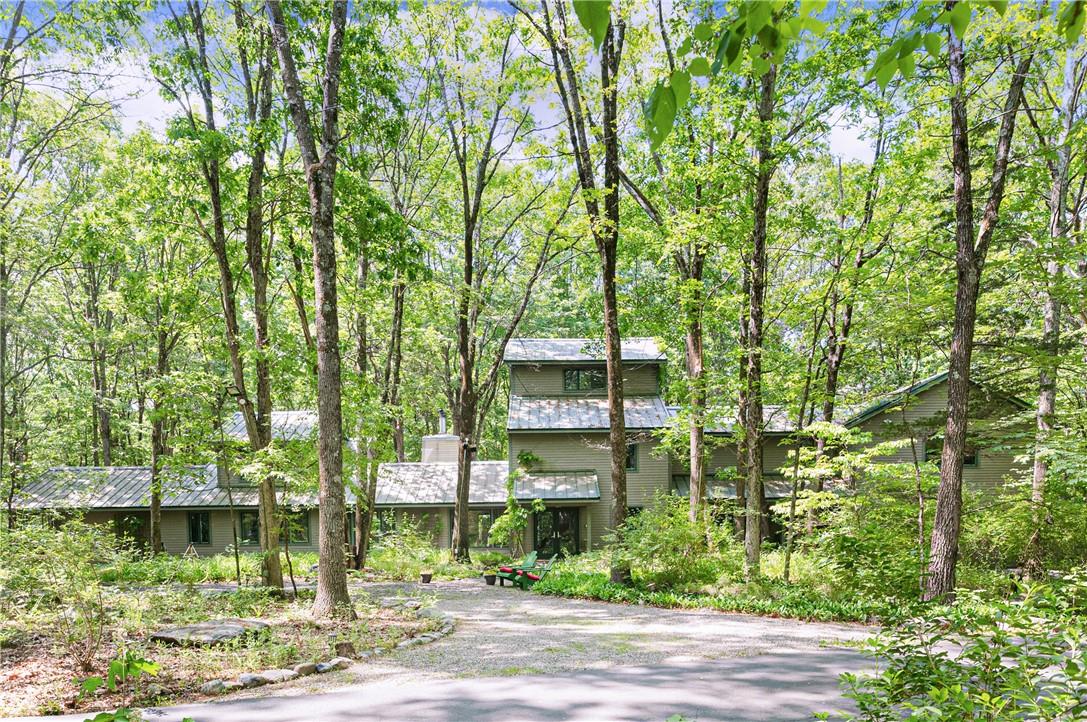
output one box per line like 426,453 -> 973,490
107,52 -> 877,165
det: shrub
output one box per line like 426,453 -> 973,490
607,493 -> 742,590
827,571 -> 1087,721
0,517 -> 121,672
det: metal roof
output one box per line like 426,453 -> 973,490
222,410 -> 319,442
376,462 -> 599,505
504,337 -> 663,364
508,395 -> 672,431
671,475 -> 795,500
700,405 -> 797,435
13,465 -> 329,510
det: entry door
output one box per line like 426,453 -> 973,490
534,508 -> 579,558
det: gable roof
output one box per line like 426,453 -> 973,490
376,462 -> 599,505
508,395 -> 672,431
12,465 -> 327,510
504,337 -> 663,364
844,371 -> 1030,428
222,410 -> 319,442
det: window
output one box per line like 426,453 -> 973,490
625,506 -> 643,518
925,437 -> 979,467
239,511 -> 260,545
563,367 -> 606,392
187,512 -> 211,545
626,443 -> 639,471
449,508 -> 505,547
281,510 -> 310,544
671,474 -> 690,497
376,509 -> 398,535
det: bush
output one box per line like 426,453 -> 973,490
98,551 -> 319,585
608,493 -> 742,590
0,517 -> 121,672
827,571 -> 1087,721
366,518 -> 477,580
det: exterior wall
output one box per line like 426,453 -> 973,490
855,384 -> 1028,493
509,363 -> 660,397
508,431 -> 672,550
669,436 -> 798,498
160,508 -> 321,556
421,436 -> 459,463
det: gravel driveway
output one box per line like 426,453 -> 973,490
11,580 -> 877,722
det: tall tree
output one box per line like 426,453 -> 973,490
155,0 -> 283,589
515,0 -> 630,583
924,5 -> 1033,601
267,0 -> 354,619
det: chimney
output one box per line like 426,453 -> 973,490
421,410 -> 457,463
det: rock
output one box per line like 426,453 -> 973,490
316,657 -> 352,673
145,683 -> 167,698
396,639 -> 414,649
259,669 -> 298,684
292,662 -> 318,676
199,680 -> 226,695
222,680 -> 244,692
403,600 -> 422,610
417,607 -> 443,619
150,618 -> 270,647
334,641 -> 357,657
238,673 -> 269,689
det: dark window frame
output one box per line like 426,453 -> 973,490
626,442 -> 639,471
448,507 -> 506,548
281,509 -> 310,544
925,436 -> 979,468
238,510 -> 260,546
187,511 -> 211,546
562,367 -> 607,392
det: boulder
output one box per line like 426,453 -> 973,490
259,669 -> 298,684
199,680 -> 226,695
316,657 -> 352,673
238,673 -> 269,689
292,662 -> 318,676
151,618 -> 269,647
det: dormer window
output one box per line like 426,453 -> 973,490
925,436 -> 979,467
563,367 -> 606,392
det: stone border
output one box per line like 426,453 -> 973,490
198,596 -> 455,696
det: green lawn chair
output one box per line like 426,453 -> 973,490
495,551 -> 537,587
513,557 -> 553,590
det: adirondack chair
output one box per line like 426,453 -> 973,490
513,557 -> 553,590
495,551 -> 537,587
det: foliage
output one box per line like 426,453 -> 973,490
487,472 -> 545,556
825,572 -> 1087,721
608,493 -> 742,589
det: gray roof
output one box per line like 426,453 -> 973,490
504,337 -> 663,364
508,395 -> 672,431
376,462 -> 599,505
12,465 -> 327,510
701,405 -> 797,435
672,475 -> 795,500
223,410 -> 319,442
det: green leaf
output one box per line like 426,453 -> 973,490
948,1 -> 971,39
572,0 -> 612,51
800,0 -> 828,17
984,0 -> 1008,15
898,52 -> 916,79
746,2 -> 772,36
923,32 -> 943,58
874,58 -> 898,90
688,56 -> 712,77
693,21 -> 714,42
669,69 -> 691,108
677,37 -> 692,56
1058,0 -> 1087,42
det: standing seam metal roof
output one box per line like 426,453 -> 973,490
504,337 -> 663,363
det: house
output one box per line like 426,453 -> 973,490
13,340 -> 1030,557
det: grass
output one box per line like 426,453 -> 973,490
1,584 -> 436,717
98,551 -> 320,586
532,552 -> 919,624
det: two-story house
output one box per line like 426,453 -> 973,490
14,339 -> 1030,557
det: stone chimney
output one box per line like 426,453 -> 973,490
421,409 -> 458,463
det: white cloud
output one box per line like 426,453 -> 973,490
105,54 -> 179,136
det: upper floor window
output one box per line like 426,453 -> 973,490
925,437 -> 978,467
563,367 -> 606,392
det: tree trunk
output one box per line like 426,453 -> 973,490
925,30 -> 1031,601
1024,49 -> 1076,578
686,276 -> 706,522
267,0 -> 353,619
742,63 -> 777,579
149,326 -> 169,554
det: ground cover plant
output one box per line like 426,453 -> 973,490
0,520 -> 436,717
